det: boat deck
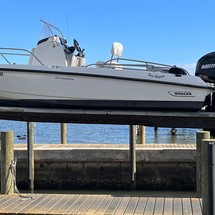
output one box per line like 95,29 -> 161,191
0,192 -> 202,215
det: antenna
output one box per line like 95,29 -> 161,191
66,13 -> 70,44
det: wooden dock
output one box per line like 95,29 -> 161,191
0,192 -> 202,215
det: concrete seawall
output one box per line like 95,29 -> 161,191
0,144 -> 197,191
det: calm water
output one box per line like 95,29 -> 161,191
0,120 -> 200,144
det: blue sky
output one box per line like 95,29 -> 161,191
1,0 -> 215,74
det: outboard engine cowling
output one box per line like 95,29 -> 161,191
195,52 -> 215,83
196,52 -> 215,112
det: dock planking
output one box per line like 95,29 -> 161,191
0,193 -> 202,215
13,143 -> 196,149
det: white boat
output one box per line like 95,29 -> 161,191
0,20 -> 214,111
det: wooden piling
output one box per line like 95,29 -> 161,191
61,123 -> 67,144
196,131 -> 210,197
1,131 -> 14,194
27,122 -> 35,192
136,125 -> 145,144
129,125 -> 136,190
201,139 -> 215,215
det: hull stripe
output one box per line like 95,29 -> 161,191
0,99 -> 204,111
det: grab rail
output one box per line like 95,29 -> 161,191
0,47 -> 44,65
86,57 -> 189,75
87,57 -> 172,71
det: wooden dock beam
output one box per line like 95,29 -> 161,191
1,131 -> 14,194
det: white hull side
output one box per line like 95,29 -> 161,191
0,65 -> 211,110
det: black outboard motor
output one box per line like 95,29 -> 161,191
196,52 -> 215,111
195,52 -> 215,83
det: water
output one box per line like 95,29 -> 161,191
0,120 -> 200,144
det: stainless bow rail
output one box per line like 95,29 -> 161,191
0,47 -> 44,65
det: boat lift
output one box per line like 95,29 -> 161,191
0,107 -> 215,128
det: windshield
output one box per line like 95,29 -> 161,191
39,20 -> 64,41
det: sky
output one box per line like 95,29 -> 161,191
1,0 -> 215,74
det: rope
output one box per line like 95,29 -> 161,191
10,158 -> 34,200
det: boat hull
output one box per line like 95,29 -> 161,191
0,99 -> 204,111
0,65 -> 211,111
